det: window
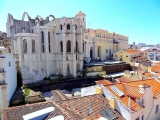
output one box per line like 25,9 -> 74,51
115,55 -> 117,57
135,117 -> 139,120
8,62 -> 11,67
32,40 -> 35,53
75,25 -> 77,30
32,29 -> 33,33
156,105 -> 159,113
126,56 -> 128,57
76,40 -> 78,52
67,24 -> 70,30
83,18 -> 84,21
60,41 -> 63,52
60,24 -> 62,30
48,32 -> 51,52
67,40 -> 71,52
106,49 -> 108,53
142,115 -> 144,120
23,39 -> 27,53
41,31 -> 45,53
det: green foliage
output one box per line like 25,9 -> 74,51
24,88 -> 30,103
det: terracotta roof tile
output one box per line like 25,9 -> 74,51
95,80 -> 113,85
125,49 -> 140,54
51,90 -> 69,101
96,79 -> 160,111
54,94 -> 125,120
3,94 -> 125,120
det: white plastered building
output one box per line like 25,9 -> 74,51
0,47 -> 17,119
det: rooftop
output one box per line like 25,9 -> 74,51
3,94 -> 125,120
125,49 -> 140,54
96,79 -> 160,111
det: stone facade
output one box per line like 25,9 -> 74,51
6,12 -> 84,83
83,28 -> 128,61
6,11 -> 129,83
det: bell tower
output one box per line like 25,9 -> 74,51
75,11 -> 86,29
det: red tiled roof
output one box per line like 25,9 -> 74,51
96,80 -> 114,85
125,50 -> 140,54
96,79 -> 160,111
51,90 -> 69,101
53,94 -> 125,120
3,94 -> 125,120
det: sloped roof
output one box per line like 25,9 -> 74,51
51,90 -> 69,101
125,49 -> 140,54
96,79 -> 160,111
3,94 -> 125,120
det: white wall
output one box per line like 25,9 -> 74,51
4,54 -> 17,101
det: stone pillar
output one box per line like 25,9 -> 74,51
62,19 -> 67,76
44,29 -> 50,77
79,22 -> 83,70
72,21 -> 76,77
37,34 -> 41,72
28,37 -> 32,73
52,21 -> 58,74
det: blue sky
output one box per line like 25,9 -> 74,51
0,0 -> 160,44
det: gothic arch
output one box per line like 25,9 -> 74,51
60,41 -> 63,52
67,64 -> 70,76
32,39 -> 35,53
48,15 -> 55,21
77,63 -> 80,71
23,39 -> 27,53
67,24 -> 70,30
67,40 -> 71,52
22,12 -> 31,21
36,15 -> 44,20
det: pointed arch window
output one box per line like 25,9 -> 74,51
67,64 -> 70,76
48,31 -> 51,52
32,39 -> 35,53
23,39 -> 27,53
41,31 -> 45,53
67,40 -> 71,52
60,41 -> 63,52
60,24 -> 62,30
76,40 -> 79,52
67,24 -> 70,30
77,63 -> 80,70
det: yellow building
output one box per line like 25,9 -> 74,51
83,28 -> 128,61
113,49 -> 147,64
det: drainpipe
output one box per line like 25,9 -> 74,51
146,104 -> 154,120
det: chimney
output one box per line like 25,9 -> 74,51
139,84 -> 145,93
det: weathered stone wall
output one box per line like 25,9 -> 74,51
7,12 -> 84,83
